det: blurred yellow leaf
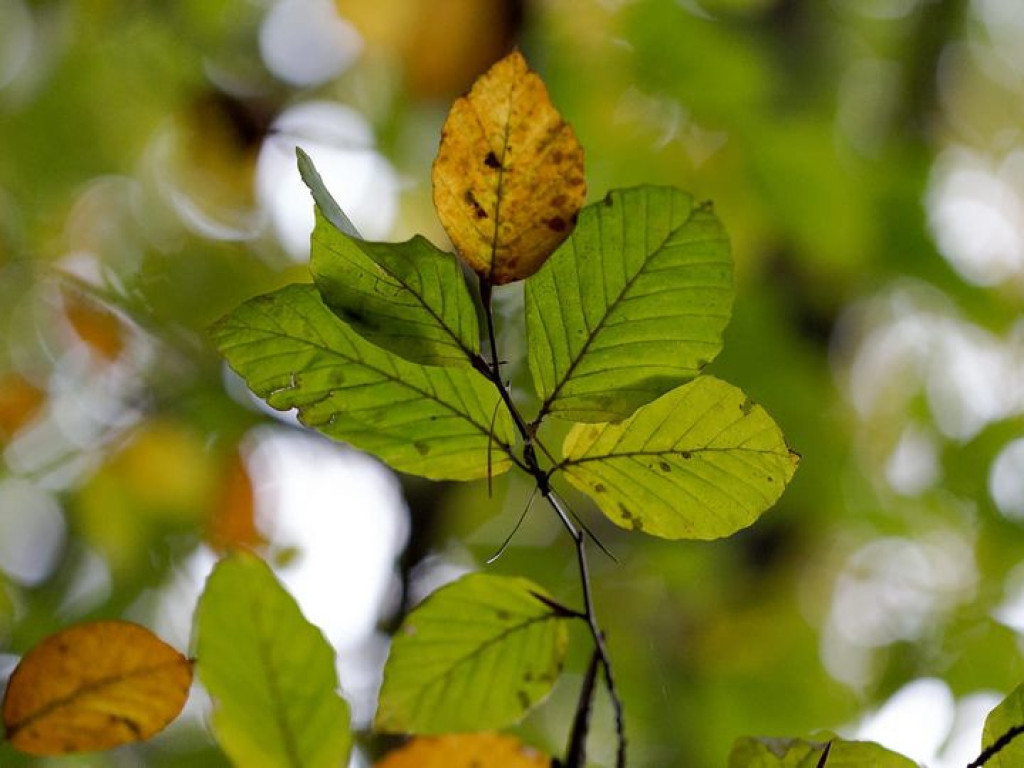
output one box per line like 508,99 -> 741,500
205,448 -> 266,553
0,374 -> 45,442
340,0 -> 520,98
432,50 -> 585,285
113,420 -> 216,514
75,420 -> 216,573
63,292 -> 124,361
375,733 -> 549,768
2,620 -> 192,755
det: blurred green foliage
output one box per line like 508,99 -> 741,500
2,0 -> 1023,765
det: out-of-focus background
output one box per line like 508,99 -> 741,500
1,0 -> 1023,765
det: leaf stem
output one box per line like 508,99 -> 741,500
968,723 -> 1024,768
478,284 -> 627,768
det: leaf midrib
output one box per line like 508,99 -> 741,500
398,611 -> 562,719
5,659 -> 187,737
216,319 -> 514,455
316,230 -> 477,362
535,198 -> 696,422
248,595 -> 303,768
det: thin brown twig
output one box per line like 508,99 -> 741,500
478,283 -> 627,768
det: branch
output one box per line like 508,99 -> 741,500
478,284 -> 627,768
565,650 -> 601,767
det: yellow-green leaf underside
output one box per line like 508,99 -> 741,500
376,573 -> 570,734
526,187 -> 732,424
195,553 -> 351,768
210,285 -> 515,481
559,376 -> 798,540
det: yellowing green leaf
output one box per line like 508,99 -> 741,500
980,681 -> 1024,768
560,376 -> 798,540
375,733 -> 550,768
376,573 -> 571,734
310,209 -> 480,367
728,736 -> 917,767
526,187 -> 733,424
432,50 -> 586,285
210,285 -> 515,481
2,621 -> 191,756
195,552 -> 351,768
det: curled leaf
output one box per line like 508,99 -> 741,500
2,620 -> 192,755
432,50 -> 585,284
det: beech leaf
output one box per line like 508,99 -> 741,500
980,681 -> 1024,767
376,573 -> 570,734
526,187 -> 733,424
559,376 -> 798,540
210,284 -> 516,481
195,552 -> 351,768
728,736 -> 917,767
432,50 -> 586,285
310,207 -> 480,368
2,620 -> 192,756
376,733 -> 550,767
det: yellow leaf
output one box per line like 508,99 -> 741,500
205,448 -> 266,553
0,374 -> 45,442
432,50 -> 586,285
63,292 -> 124,361
340,0 -> 520,98
375,733 -> 550,768
2,620 -> 192,755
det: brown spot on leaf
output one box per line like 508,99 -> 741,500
464,190 -> 488,219
593,483 -> 605,493
484,151 -> 502,169
659,461 -> 671,472
413,441 -> 431,456
544,216 -> 566,232
680,451 -> 692,459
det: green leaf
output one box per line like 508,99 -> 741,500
728,736 -> 917,767
210,284 -> 515,481
194,553 -> 351,768
296,146 -> 360,238
310,208 -> 480,367
559,376 -> 798,540
376,572 -> 571,734
980,682 -> 1024,767
525,186 -> 732,424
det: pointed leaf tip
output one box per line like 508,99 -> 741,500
560,376 -> 797,540
432,50 -> 586,285
296,146 -> 361,238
